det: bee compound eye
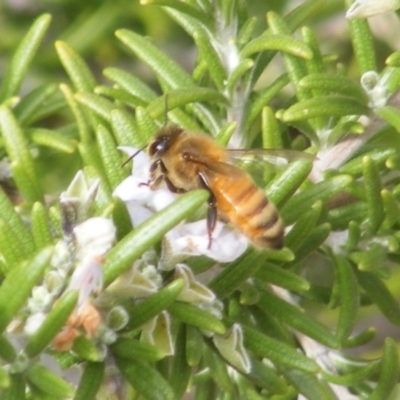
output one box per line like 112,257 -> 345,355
149,136 -> 169,155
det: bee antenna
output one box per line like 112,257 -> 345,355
163,94 -> 169,129
121,145 -> 147,168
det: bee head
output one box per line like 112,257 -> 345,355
148,125 -> 184,156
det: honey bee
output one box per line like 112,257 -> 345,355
146,125 -> 285,249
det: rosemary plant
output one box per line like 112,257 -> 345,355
0,1 -> 400,399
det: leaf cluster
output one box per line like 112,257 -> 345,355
0,1 -> 400,399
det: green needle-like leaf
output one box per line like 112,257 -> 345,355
111,338 -> 164,361
78,142 -> 112,197
376,106 -> 400,135
381,189 -> 400,230
29,128 -> 76,153
169,302 -> 226,334
0,106 -> 43,203
340,148 -> 395,176
59,83 -> 91,143
146,88 -> 227,119
95,124 -> 125,188
266,159 -> 313,207
357,271 -> 400,326
0,365 -> 10,389
282,368 -> 336,400
258,290 -> 339,348
363,156 -> 384,234
164,9 -> 226,90
0,189 -> 35,257
111,197 -> 133,241
111,109 -> 142,147
280,96 -> 369,122
170,324 -> 192,398
55,41 -> 97,92
241,34 -> 313,60
256,262 -> 310,292
248,357 -> 288,394
116,357 -> 175,400
0,218 -> 29,268
136,105 -> 159,143
72,336 -> 102,362
284,201 -> 322,252
245,74 -> 289,131
0,247 -> 52,333
27,363 -> 74,399
116,29 -> 194,89
281,175 -> 352,225
267,12 -> 309,101
73,362 -> 105,400
75,91 -> 115,123
343,328 -> 376,347
290,223 -> 331,265
124,279 -> 184,331
142,0 -> 210,27
185,325 -> 203,367
2,374 -> 25,400
345,0 -> 377,73
368,338 -> 399,400
0,335 -> 16,363
203,345 -> 234,393
285,0 -> 327,32
299,73 -> 368,102
321,361 -> 379,386
13,83 -> 58,126
262,106 -> 283,149
104,67 -> 156,104
0,14 -> 51,102
31,202 -> 53,250
209,250 -> 267,299
334,256 -> 359,343
327,202 -> 368,231
25,290 -> 78,357
242,324 -> 319,373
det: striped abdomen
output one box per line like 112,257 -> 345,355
212,171 -> 284,249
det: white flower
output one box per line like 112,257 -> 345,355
346,0 -> 400,18
161,220 -> 248,266
73,217 -> 116,260
50,241 -> 73,275
213,324 -> 251,374
27,286 -> 53,313
141,311 -> 174,356
106,261 -> 162,297
114,147 -> 248,264
60,170 -> 99,226
25,312 -> 46,335
175,264 -> 216,304
67,255 -> 104,308
114,147 -> 176,227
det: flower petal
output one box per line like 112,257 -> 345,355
141,311 -> 174,356
73,217 -> 116,259
164,220 -> 248,263
213,324 -> 251,374
346,0 -> 400,18
175,264 -> 216,304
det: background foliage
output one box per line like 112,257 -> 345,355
0,0 -> 400,399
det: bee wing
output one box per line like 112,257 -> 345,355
226,148 -> 314,166
225,149 -> 315,182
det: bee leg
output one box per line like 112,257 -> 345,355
198,172 -> 217,249
164,176 -> 185,194
206,193 -> 218,249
